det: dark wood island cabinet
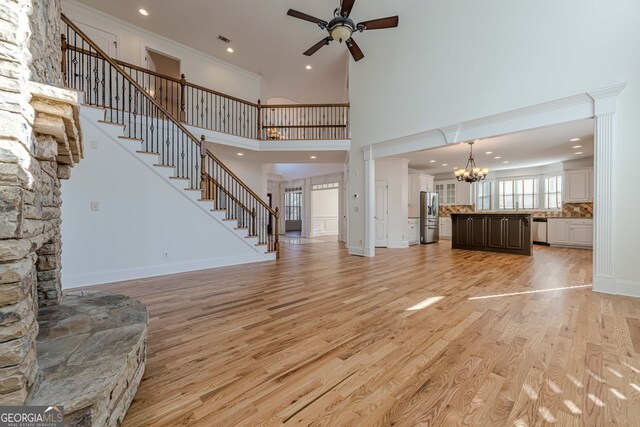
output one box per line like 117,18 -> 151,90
451,213 -> 533,256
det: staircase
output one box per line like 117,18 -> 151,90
61,15 -> 279,259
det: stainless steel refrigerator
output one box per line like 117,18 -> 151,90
420,191 -> 439,244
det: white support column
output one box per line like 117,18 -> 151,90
363,148 -> 375,257
589,86 -> 623,293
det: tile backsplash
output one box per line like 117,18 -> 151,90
439,205 -> 475,217
439,202 -> 593,218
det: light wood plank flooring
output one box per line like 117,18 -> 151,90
88,240 -> 640,426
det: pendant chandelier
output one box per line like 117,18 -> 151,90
454,141 -> 489,183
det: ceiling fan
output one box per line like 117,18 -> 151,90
286,0 -> 399,62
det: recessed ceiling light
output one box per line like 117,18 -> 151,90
572,145 -> 582,149
570,138 -> 581,142
310,155 -> 317,159
494,156 -> 502,159
226,47 -> 234,53
236,152 -> 243,156
485,151 -> 493,154
503,160 -> 510,164
442,163 -> 448,166
575,151 -> 583,155
429,160 -> 436,163
138,8 -> 149,16
306,65 -> 312,70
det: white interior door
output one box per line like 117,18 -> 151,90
375,180 -> 388,247
76,22 -> 117,57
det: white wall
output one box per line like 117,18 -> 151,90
266,163 -> 345,182
375,158 -> 409,248
62,0 -> 261,102
311,188 -> 339,236
215,154 -> 268,200
61,115 -> 262,288
348,0 -> 640,291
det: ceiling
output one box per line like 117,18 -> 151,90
73,0 -> 409,103
406,119 -> 595,176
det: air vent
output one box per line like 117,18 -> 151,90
217,35 -> 231,44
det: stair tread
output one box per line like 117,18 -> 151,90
136,151 -> 160,155
170,177 -> 190,180
119,136 -> 143,141
153,164 -> 176,168
223,218 -> 239,221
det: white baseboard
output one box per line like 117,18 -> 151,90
593,276 -> 640,298
593,275 -> 616,294
62,253 -> 264,288
613,279 -> 640,298
348,246 -> 364,256
387,240 -> 409,249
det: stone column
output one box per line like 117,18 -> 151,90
0,0 -> 40,405
1,0 -> 77,404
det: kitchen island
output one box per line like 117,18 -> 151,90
451,213 -> 533,256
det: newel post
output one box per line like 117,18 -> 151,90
274,207 -> 280,259
200,135 -> 207,199
257,99 -> 262,140
179,73 -> 187,122
60,34 -> 68,82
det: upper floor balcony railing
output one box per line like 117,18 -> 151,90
63,43 -> 349,141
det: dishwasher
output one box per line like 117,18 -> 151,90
532,218 -> 549,245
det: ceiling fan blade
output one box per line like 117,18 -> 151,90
358,16 -> 399,30
287,9 -> 327,26
346,38 -> 364,62
340,0 -> 356,17
304,37 -> 332,56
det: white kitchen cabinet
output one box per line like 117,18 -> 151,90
549,219 -> 570,245
419,175 -> 434,192
549,218 -> 592,247
569,219 -> 593,246
564,169 -> 593,202
439,218 -> 452,239
408,218 -> 420,245
435,180 -> 472,205
408,173 -> 435,217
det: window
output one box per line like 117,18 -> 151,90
545,175 -> 562,209
284,187 -> 302,221
498,178 -> 538,210
312,182 -> 339,190
475,181 -> 492,210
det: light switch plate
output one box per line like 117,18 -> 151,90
91,140 -> 98,149
90,202 -> 99,211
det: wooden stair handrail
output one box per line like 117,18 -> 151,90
62,13 -> 275,218
204,149 -> 277,217
202,173 -> 254,216
63,30 -> 348,110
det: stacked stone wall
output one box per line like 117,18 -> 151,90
0,0 -> 75,404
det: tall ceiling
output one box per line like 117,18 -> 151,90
406,119 -> 595,176
73,0 -> 409,103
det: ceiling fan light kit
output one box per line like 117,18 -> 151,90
287,0 -> 399,62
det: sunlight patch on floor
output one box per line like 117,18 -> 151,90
406,296 -> 444,311
564,400 -> 582,415
468,285 -> 592,300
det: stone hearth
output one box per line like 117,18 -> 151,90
29,291 -> 148,427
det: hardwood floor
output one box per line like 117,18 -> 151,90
88,240 -> 640,426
